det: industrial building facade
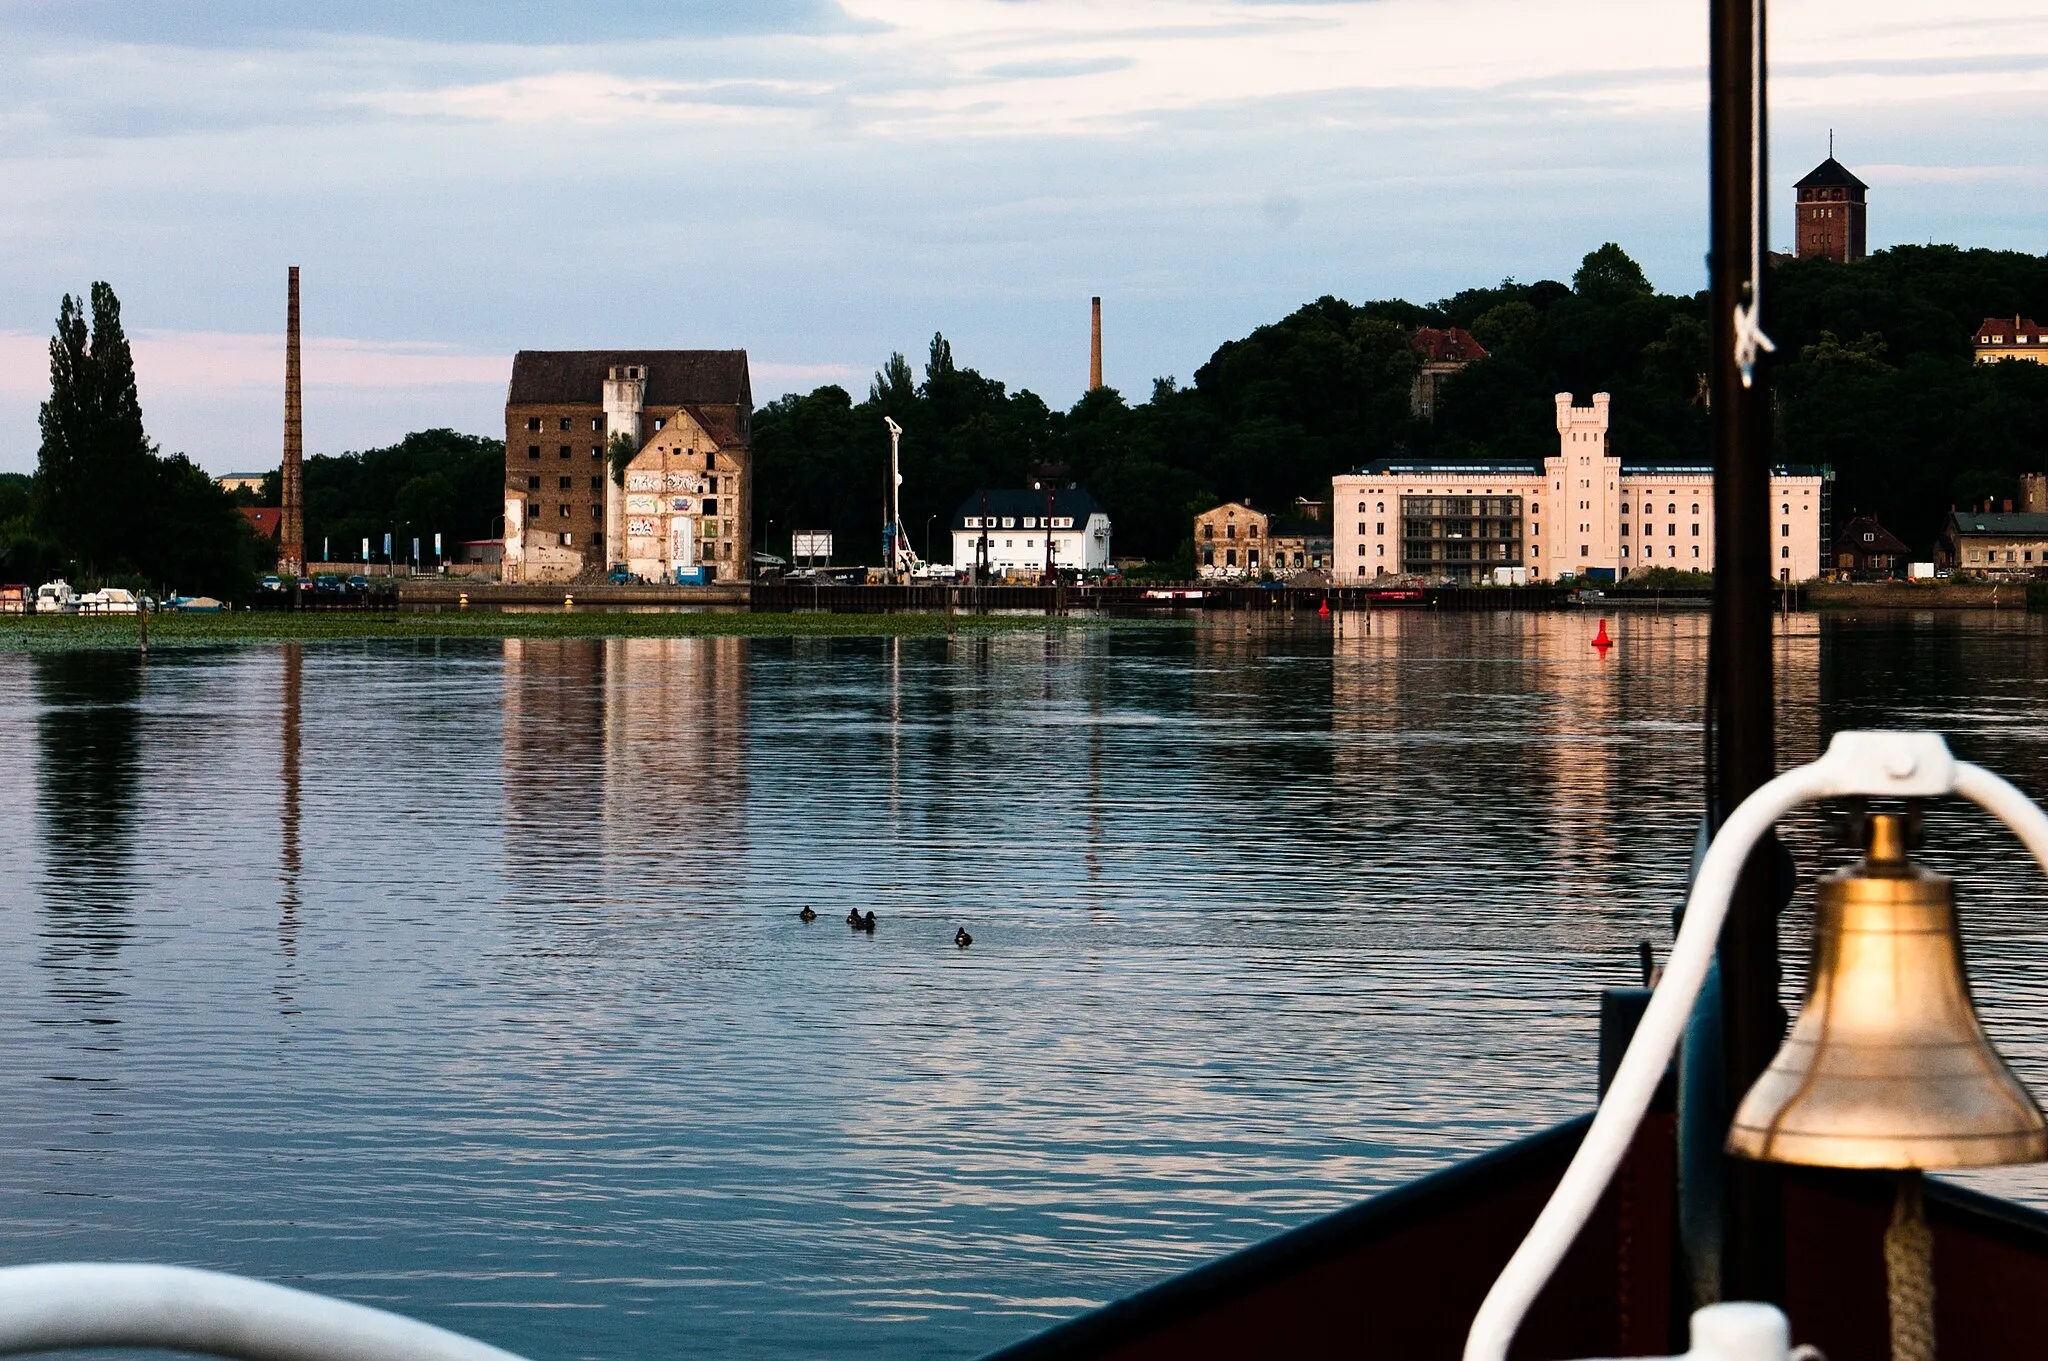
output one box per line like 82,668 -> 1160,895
1332,393 -> 1828,583
503,350 -> 751,584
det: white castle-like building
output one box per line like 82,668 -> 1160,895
1331,393 -> 1827,583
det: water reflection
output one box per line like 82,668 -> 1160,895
10,614 -> 2048,1361
276,643 -> 303,1017
32,651 -> 142,1028
502,636 -> 751,909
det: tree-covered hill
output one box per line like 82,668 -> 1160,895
752,243 -> 2048,566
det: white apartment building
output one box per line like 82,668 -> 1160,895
951,486 -> 1112,578
1332,393 -> 1828,583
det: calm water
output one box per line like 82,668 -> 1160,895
6,611 -> 2048,1360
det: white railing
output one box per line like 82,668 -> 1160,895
0,1264 -> 530,1361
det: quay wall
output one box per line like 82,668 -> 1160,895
382,579 -> 2048,613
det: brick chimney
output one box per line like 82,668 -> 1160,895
1089,297 -> 1102,391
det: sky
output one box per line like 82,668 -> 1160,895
0,0 -> 2042,475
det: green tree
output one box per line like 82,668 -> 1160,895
30,282 -> 256,598
36,283 -> 155,573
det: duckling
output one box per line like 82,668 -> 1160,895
954,927 -> 973,948
799,906 -> 817,922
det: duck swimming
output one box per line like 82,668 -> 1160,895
799,906 -> 816,922
858,911 -> 877,932
954,927 -> 973,948
846,908 -> 862,927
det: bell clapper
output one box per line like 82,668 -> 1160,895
1885,1170 -> 1935,1361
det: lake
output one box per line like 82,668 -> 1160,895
6,610 -> 2048,1360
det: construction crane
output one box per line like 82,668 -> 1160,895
883,417 -> 924,581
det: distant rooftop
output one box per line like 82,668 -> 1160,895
1412,327 -> 1488,365
1794,157 -> 1867,191
1949,511 -> 2048,537
508,350 -> 751,409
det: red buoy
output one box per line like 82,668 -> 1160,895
1592,618 -> 1613,650
1318,598 -> 1330,618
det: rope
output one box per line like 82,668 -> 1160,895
1732,0 -> 1777,388
1885,1171 -> 1936,1361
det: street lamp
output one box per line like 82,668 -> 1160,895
925,514 -> 937,567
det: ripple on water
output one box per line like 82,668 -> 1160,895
3,613 -> 2048,1360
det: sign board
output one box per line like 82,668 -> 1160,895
669,516 -> 694,568
792,532 -> 833,559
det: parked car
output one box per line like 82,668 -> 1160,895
259,575 -> 284,591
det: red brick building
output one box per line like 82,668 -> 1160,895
502,350 -> 750,584
1409,327 -> 1488,420
1793,156 -> 1867,263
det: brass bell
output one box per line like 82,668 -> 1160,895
1727,812 -> 2048,1168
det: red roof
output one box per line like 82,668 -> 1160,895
1977,317 -> 2044,346
241,506 -> 283,540
1412,327 -> 1489,364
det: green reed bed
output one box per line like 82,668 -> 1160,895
0,609 -> 1135,651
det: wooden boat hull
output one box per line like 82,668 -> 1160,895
985,1112 -> 2048,1360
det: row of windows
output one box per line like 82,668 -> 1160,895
1201,548 -> 1325,568
525,475 -> 606,492
528,444 -> 601,460
527,416 -> 605,433
1202,521 -> 1259,540
1401,497 -> 1520,518
968,515 -> 1075,530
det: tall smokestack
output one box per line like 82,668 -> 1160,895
281,266 -> 304,576
1089,296 -> 1102,391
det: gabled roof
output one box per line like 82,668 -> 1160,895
1794,157 -> 1867,191
508,350 -> 752,412
1832,515 -> 1909,554
241,506 -> 283,540
952,487 -> 1106,530
1948,511 -> 2048,538
1412,327 -> 1489,365
1976,317 -> 2044,344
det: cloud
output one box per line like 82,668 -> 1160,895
2,0 -> 2045,473
359,73 -> 831,126
1,0 -> 851,47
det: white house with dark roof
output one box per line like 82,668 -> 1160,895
951,487 -> 1111,578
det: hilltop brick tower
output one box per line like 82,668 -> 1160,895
1793,152 -> 1867,263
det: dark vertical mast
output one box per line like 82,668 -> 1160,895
1709,0 -> 1784,1305
281,267 -> 305,577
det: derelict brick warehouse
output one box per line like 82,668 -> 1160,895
502,350 -> 751,585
